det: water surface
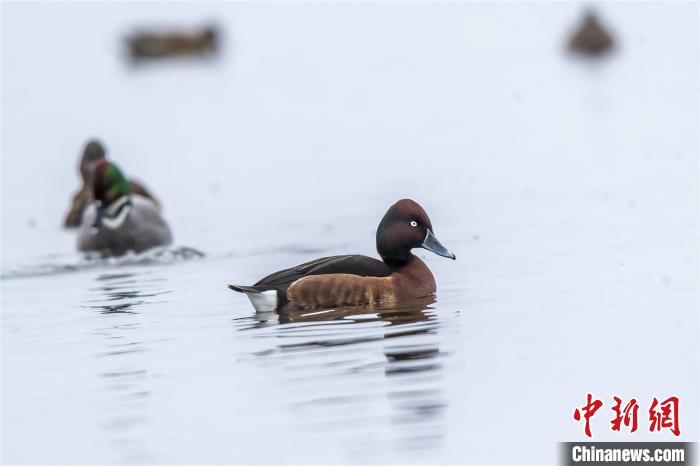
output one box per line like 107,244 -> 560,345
2,2 -> 698,464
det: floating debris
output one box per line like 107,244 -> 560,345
568,10 -> 615,57
126,25 -> 218,62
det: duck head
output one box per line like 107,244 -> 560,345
80,139 -> 107,182
376,199 -> 456,266
91,160 -> 132,229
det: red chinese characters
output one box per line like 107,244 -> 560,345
573,393 -> 603,438
649,396 -> 680,437
611,397 -> 639,433
573,395 -> 681,437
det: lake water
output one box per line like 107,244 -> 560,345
1,2 -> 698,464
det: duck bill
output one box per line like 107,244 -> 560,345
421,230 -> 456,260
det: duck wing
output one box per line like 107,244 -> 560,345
228,255 -> 392,312
233,255 -> 391,294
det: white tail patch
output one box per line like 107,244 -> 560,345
245,290 -> 278,313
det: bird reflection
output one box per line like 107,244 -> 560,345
85,271 -> 170,462
233,294 -> 447,452
277,295 -> 436,325
85,272 -> 169,314
92,301 -> 142,315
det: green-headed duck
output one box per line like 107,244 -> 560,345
64,139 -> 159,228
77,159 -> 172,256
229,199 -> 455,312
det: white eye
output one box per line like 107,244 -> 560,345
410,220 -> 418,227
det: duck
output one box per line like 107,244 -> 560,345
568,10 -> 615,57
64,139 -> 159,228
127,26 -> 218,61
229,199 -> 455,312
77,159 -> 172,257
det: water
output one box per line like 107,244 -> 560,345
2,2 -> 698,464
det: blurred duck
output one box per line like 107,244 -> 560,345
127,26 -> 218,61
229,199 -> 455,312
77,160 -> 172,256
568,10 -> 615,57
64,140 -> 158,228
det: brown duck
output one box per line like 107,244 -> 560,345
127,26 -> 218,61
568,10 -> 615,57
64,140 -> 158,228
229,199 -> 455,312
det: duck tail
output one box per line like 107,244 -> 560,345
228,284 -> 279,313
228,284 -> 262,293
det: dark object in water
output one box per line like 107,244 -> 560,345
127,26 -> 218,61
568,11 -> 614,57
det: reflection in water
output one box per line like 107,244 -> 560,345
233,296 -> 453,456
278,297 -> 435,326
85,273 -> 170,314
85,271 -> 172,463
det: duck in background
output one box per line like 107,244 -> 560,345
568,9 -> 615,57
229,199 -> 455,312
127,25 -> 218,62
64,139 -> 159,228
77,159 -> 172,257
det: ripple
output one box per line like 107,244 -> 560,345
83,271 -> 172,315
233,296 -> 456,454
0,245 -> 205,280
86,272 -> 166,463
